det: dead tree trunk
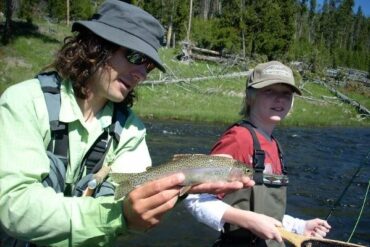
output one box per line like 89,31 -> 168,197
2,0 -> 13,45
186,0 -> 193,42
66,0 -> 70,26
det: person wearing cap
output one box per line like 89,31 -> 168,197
0,0 -> 254,246
184,61 -> 331,247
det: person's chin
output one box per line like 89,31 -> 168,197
270,116 -> 282,122
109,94 -> 126,103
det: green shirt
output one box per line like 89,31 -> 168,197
0,78 -> 151,246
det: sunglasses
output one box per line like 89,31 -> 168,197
125,49 -> 156,73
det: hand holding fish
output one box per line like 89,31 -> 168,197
112,154 -> 254,200
188,176 -> 254,195
120,154 -> 255,231
123,173 -> 185,231
123,171 -> 253,232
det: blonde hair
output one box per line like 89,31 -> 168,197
239,87 -> 256,117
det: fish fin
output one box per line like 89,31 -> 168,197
110,172 -> 135,183
114,181 -> 133,200
179,185 -> 192,196
171,153 -> 205,161
110,173 -> 137,199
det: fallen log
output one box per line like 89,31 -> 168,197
190,53 -> 228,63
143,71 -> 251,85
314,80 -> 370,116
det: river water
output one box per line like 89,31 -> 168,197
118,120 -> 370,246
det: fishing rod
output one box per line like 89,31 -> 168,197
325,151 -> 370,221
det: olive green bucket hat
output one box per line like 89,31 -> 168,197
248,61 -> 301,95
72,0 -> 166,72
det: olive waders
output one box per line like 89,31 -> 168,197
213,120 -> 288,247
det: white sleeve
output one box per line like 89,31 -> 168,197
282,214 -> 306,235
183,193 -> 231,231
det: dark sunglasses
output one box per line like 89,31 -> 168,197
125,49 -> 156,73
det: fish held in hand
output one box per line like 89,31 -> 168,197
111,154 -> 253,200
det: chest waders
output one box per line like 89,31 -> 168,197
3,72 -> 128,247
213,120 -> 288,247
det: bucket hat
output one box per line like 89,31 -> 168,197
72,0 -> 166,72
248,61 -> 301,95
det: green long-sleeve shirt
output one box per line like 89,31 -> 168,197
0,78 -> 152,246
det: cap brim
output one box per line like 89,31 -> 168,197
249,79 -> 302,95
73,21 -> 166,72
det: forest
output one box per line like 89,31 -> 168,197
1,0 -> 370,74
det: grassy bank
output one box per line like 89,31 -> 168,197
134,67 -> 369,126
1,20 -> 369,127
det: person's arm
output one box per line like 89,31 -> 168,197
184,194 -> 231,231
0,83 -> 124,246
223,207 -> 282,242
184,194 -> 282,242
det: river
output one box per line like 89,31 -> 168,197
118,120 -> 370,246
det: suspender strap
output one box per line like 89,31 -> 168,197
238,120 -> 265,184
81,104 -> 128,177
38,72 -> 69,167
272,137 -> 287,175
109,104 -> 128,143
237,120 -> 287,181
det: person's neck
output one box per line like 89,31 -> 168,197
248,116 -> 276,136
77,95 -> 107,123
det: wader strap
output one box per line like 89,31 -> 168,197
79,104 -> 128,177
273,138 -> 287,175
38,72 -> 69,168
238,120 -> 265,184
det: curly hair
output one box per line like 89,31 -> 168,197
49,26 -> 136,107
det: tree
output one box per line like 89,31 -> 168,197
2,0 -> 13,45
251,0 -> 295,59
296,0 -> 308,40
18,0 -> 38,23
308,0 -> 317,43
336,0 -> 354,49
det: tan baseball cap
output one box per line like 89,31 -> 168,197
248,61 -> 302,95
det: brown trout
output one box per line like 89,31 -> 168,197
110,154 -> 253,200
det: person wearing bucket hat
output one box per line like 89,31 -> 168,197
72,0 -> 166,73
185,61 -> 330,247
0,1 -> 254,246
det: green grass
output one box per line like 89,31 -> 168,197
134,78 -> 245,123
339,89 -> 370,110
134,78 -> 369,126
0,20 -> 69,92
1,20 -> 369,127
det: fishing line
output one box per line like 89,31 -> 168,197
347,180 -> 370,242
325,151 -> 370,221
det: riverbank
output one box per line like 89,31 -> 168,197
133,64 -> 370,126
1,20 -> 369,127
